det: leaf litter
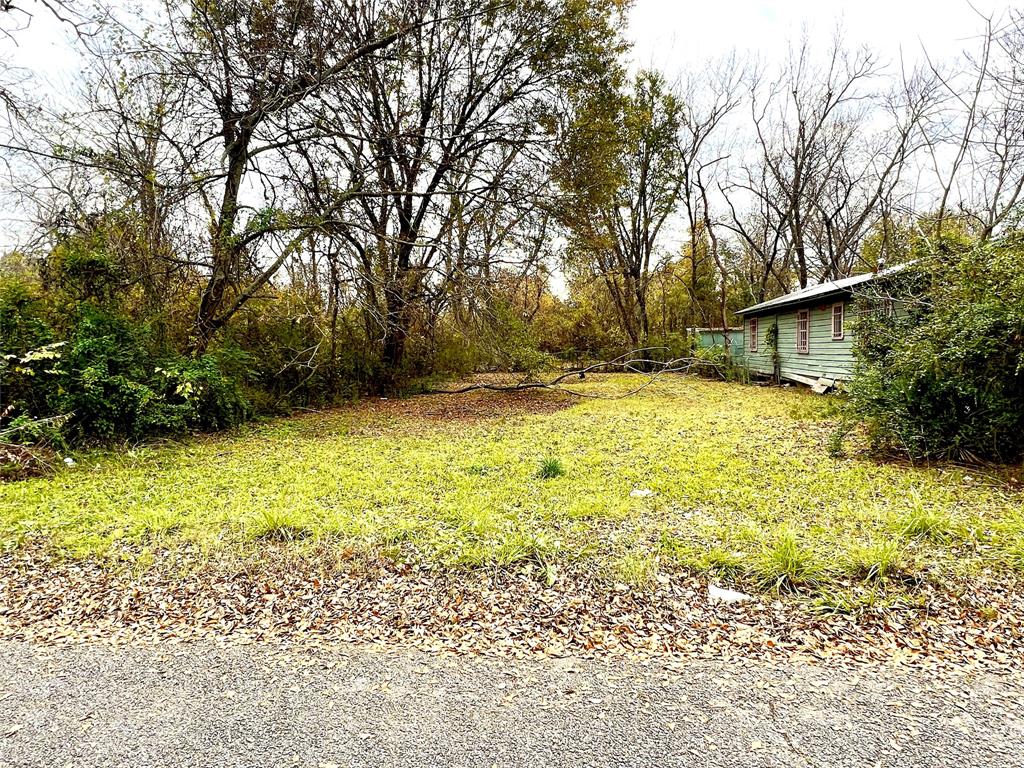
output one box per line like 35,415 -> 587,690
1,547 -> 1021,672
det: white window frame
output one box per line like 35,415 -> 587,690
748,317 -> 758,353
796,309 -> 810,354
831,303 -> 845,340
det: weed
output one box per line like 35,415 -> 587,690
537,456 -> 565,479
827,425 -> 847,458
249,509 -> 311,542
812,588 -> 878,615
754,527 -> 822,593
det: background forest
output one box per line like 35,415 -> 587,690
1,0 -> 1022,460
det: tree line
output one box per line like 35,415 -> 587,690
1,0 -> 1022,450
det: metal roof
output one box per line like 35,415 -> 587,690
737,266 -> 904,316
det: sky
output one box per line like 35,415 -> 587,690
2,1 -> 1013,90
627,0 -> 1009,74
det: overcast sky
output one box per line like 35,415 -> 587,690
628,0 -> 1008,73
3,1 -> 1014,85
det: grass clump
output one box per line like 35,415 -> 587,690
844,539 -> 909,583
249,509 -> 312,542
615,552 -> 659,587
897,507 -> 958,543
536,456 -> 565,479
492,530 -> 559,567
754,527 -> 822,593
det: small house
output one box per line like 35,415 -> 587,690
689,327 -> 745,360
736,270 -> 897,387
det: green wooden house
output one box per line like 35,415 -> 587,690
737,271 -> 893,387
690,327 -> 745,360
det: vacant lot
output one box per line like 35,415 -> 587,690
2,375 -> 1022,608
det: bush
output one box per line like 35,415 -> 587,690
848,238 -> 1024,462
1,304 -> 250,443
0,279 -> 51,355
645,332 -> 695,363
482,300 -> 555,374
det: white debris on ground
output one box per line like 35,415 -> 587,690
708,584 -> 754,604
629,489 -> 655,498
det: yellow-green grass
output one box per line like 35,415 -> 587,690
2,375 -> 1022,600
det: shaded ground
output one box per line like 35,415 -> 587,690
1,639 -> 1021,768
364,384 -> 576,422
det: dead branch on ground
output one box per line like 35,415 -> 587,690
429,348 -> 729,399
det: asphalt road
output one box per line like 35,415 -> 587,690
1,640 -> 1021,767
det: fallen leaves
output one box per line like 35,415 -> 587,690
0,548 -> 1021,670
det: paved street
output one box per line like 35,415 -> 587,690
1,641 -> 1021,767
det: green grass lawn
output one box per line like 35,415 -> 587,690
2,375 -> 1022,605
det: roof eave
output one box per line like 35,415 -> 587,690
737,287 -> 850,316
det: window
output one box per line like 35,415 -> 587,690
748,317 -> 758,353
796,310 -> 809,354
831,303 -> 844,340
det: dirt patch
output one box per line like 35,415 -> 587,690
2,550 -> 1021,668
0,444 -> 53,483
364,386 -> 577,423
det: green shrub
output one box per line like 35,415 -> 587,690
848,238 -> 1024,462
483,300 -> 555,374
0,279 -> 51,355
646,332 -> 695,363
1,304 -> 250,443
152,356 -> 252,432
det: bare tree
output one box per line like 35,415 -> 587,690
676,55 -> 745,333
923,9 -> 1024,240
721,33 -> 934,296
291,0 -> 623,379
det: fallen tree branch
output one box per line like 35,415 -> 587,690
0,413 -> 72,442
428,348 -> 729,399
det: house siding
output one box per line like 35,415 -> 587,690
696,329 -> 745,360
743,298 -> 857,383
744,316 -> 775,375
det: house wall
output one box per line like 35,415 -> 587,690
742,299 -> 857,384
743,317 -> 775,375
696,329 -> 745,360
